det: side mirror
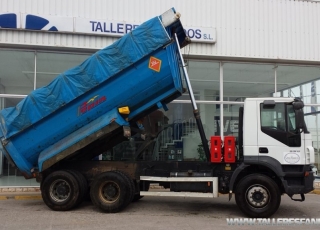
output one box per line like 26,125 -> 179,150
293,101 -> 304,110
295,109 -> 304,130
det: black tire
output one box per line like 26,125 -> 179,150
132,194 -> 144,202
67,170 -> 88,207
41,170 -> 80,211
84,187 -> 92,202
235,174 -> 281,218
133,181 -> 150,202
114,171 -> 135,204
90,171 -> 131,213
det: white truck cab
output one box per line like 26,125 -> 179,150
243,97 -> 314,165
237,97 -> 315,199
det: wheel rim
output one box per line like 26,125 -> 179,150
245,184 -> 270,208
49,179 -> 71,203
99,181 -> 120,203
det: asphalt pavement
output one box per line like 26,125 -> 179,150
0,180 -> 319,229
0,193 -> 320,230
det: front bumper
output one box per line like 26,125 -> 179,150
282,169 -> 315,195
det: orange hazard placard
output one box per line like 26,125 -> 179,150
148,56 -> 162,72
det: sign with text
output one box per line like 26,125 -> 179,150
75,18 -> 139,36
75,17 -> 216,43
1,12 -> 216,44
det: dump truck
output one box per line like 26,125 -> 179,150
0,8 -> 315,217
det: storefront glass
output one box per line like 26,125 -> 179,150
0,50 -> 37,185
0,50 -> 35,95
0,50 -> 319,185
36,52 -> 90,88
224,63 -> 275,98
0,50 -> 90,185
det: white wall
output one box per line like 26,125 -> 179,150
1,0 -> 320,63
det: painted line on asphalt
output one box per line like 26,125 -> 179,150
311,190 -> 320,195
14,195 -> 42,200
0,196 -> 8,200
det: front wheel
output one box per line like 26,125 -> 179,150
235,174 -> 281,218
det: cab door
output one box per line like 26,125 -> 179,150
257,102 -> 304,165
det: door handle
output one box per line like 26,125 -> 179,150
259,147 -> 269,154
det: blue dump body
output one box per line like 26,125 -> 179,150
0,8 -> 189,178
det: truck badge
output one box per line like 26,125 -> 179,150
78,95 -> 106,116
148,56 -> 162,72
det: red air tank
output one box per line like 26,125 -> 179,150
224,136 -> 236,163
210,136 -> 222,163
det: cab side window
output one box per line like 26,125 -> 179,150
260,103 -> 301,147
261,103 -> 286,131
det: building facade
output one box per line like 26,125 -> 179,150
0,0 -> 320,185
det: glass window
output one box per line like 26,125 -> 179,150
223,104 -> 242,137
184,61 -> 220,139
224,63 -> 275,99
0,50 -> 35,95
277,65 -> 320,95
146,60 -> 219,161
0,50 -> 91,186
187,60 -> 220,101
0,50 -> 35,181
36,52 -> 91,88
260,103 -> 301,147
261,103 -> 286,131
160,103 -> 202,161
4,98 -> 23,108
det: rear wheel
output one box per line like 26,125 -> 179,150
114,171 -> 135,204
41,170 -> 80,211
235,174 -> 281,218
67,170 -> 88,207
90,171 -> 131,213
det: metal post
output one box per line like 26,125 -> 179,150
174,33 -> 210,162
274,65 -> 278,94
34,51 -> 37,90
220,62 -> 224,140
317,114 -> 319,168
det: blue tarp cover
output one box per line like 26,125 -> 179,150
0,16 -> 171,139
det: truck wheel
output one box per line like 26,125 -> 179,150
90,171 -> 131,213
41,170 -> 80,211
133,181 -> 150,202
114,171 -> 135,203
67,170 -> 88,207
235,174 -> 281,218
